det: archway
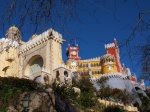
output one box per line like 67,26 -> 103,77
25,55 -> 44,82
29,57 -> 43,75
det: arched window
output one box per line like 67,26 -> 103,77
56,71 -> 60,81
26,55 -> 44,83
29,57 -> 43,75
83,64 -> 85,68
86,64 -> 88,67
91,64 -> 93,67
92,71 -> 94,74
106,59 -> 108,62
99,63 -> 101,66
64,71 -> 68,77
96,63 -> 99,66
95,71 -> 97,74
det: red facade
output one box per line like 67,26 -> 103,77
66,44 -> 81,60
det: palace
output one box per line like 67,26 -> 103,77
0,26 -> 147,97
65,38 -> 148,104
66,39 -> 131,79
0,26 -> 72,84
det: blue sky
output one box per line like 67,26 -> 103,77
0,0 -> 150,83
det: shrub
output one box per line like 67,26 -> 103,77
0,77 -> 39,111
79,92 -> 96,108
53,82 -> 78,102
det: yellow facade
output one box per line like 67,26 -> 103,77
101,54 -> 117,74
0,26 -> 71,84
67,54 -> 118,79
0,40 -> 20,77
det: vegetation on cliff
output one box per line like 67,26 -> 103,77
0,76 -> 39,112
1,76 -> 149,112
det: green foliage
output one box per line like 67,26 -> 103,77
0,77 -> 39,111
97,77 -> 107,85
0,76 -> 39,91
77,91 -> 96,108
53,78 -> 134,111
53,82 -> 78,102
53,79 -> 97,110
72,78 -> 97,109
135,93 -> 150,112
74,77 -> 96,93
97,86 -> 133,105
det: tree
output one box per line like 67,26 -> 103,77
127,10 -> 150,84
140,38 -> 150,83
0,0 -> 78,32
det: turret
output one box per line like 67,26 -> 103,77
100,54 -> 117,74
66,44 -> 81,60
104,38 -> 122,73
6,26 -> 21,42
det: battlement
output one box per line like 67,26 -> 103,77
78,57 -> 101,62
105,42 -> 115,49
0,38 -> 19,48
90,73 -> 129,82
19,29 -> 65,54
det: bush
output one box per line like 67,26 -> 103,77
0,77 -> 39,111
53,82 -> 78,102
0,76 -> 39,91
74,77 -> 96,93
78,92 -> 96,108
135,93 -> 150,112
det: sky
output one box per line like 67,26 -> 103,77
0,0 -> 150,83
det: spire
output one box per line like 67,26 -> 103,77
114,38 -> 118,47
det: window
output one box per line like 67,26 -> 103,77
86,64 -> 88,67
64,71 -> 68,77
83,64 -> 85,68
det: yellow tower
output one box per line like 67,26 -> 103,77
101,54 -> 117,74
6,26 -> 21,42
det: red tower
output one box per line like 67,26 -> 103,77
105,38 -> 122,73
66,44 -> 81,60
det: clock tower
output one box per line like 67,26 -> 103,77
105,38 -> 122,73
66,44 -> 81,60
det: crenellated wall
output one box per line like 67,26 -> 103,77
0,27 -> 68,85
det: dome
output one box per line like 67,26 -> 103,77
9,26 -> 19,31
6,26 -> 21,42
